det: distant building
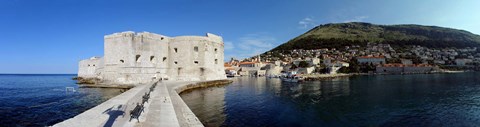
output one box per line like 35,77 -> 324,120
434,60 -> 446,65
376,64 -> 434,74
296,66 -> 316,74
292,59 -> 303,66
306,58 -> 320,66
400,59 -> 413,65
239,62 -> 263,67
357,56 -> 386,64
455,59 -> 472,66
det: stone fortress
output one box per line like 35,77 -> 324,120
78,31 -> 227,85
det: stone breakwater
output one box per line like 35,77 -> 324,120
53,79 -> 232,127
303,73 -> 352,81
176,80 -> 233,94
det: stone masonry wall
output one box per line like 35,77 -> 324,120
77,31 -> 226,85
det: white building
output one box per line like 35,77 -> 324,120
357,56 -> 386,64
401,59 -> 413,65
455,59 -> 473,66
78,31 -> 227,85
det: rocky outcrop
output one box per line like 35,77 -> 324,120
73,77 -> 101,84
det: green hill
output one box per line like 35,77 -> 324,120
271,22 -> 480,51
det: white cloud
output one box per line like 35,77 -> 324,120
237,34 -> 275,50
224,33 -> 277,60
298,17 -> 317,29
224,41 -> 235,50
344,16 -> 369,23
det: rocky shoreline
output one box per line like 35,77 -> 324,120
72,77 -> 100,84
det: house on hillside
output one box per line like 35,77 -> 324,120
357,56 -> 386,65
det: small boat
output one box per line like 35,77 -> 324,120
281,75 -> 304,83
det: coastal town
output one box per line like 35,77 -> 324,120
224,43 -> 480,78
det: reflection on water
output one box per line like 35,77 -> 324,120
181,86 -> 226,127
181,72 -> 480,127
0,74 -> 125,127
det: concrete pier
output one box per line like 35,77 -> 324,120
53,80 -> 230,127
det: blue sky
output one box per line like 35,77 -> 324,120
1,0 -> 479,74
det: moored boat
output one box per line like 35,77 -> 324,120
281,75 -> 304,83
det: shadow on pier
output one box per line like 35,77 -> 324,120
102,105 -> 126,127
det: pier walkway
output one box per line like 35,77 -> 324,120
53,80 -> 208,127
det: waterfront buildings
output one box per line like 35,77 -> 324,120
376,64 -> 434,74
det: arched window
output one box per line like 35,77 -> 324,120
174,61 -> 178,64
174,48 -> 178,53
163,57 -> 167,62
136,55 -> 141,62
150,56 -> 155,62
215,59 -> 218,64
214,48 -> 218,54
120,60 -> 125,63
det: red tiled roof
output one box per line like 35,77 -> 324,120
225,67 -> 236,70
239,62 -> 258,65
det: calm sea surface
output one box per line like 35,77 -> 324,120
181,72 -> 480,127
0,74 -> 125,127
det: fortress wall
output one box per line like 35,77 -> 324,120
168,38 -> 195,81
78,57 -> 102,78
203,41 -> 218,80
78,32 -> 227,85
216,42 -> 226,79
153,41 -> 169,79
169,34 -> 226,81
102,31 -> 138,84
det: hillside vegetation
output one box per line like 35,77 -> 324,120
271,22 -> 480,51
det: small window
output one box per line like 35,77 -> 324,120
200,68 -> 205,76
194,46 -> 198,52
88,64 -> 90,66
215,59 -> 218,64
120,60 -> 125,63
136,55 -> 141,62
174,61 -> 178,64
161,37 -> 164,40
163,57 -> 167,62
174,48 -> 178,53
214,48 -> 218,53
177,67 -> 182,76
93,64 -> 95,66
194,61 -> 199,64
150,56 -> 155,62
